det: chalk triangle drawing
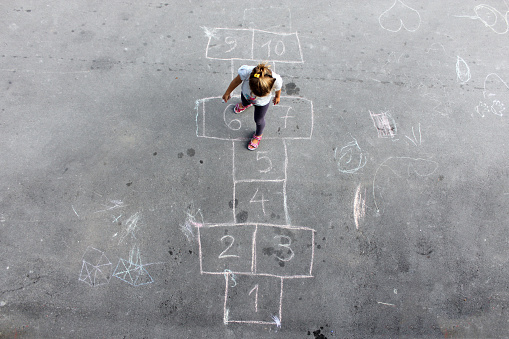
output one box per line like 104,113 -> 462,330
95,253 -> 111,267
112,258 -> 154,286
93,266 -> 111,286
133,266 -> 154,286
79,261 -> 93,285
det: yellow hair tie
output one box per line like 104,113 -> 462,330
253,73 -> 260,78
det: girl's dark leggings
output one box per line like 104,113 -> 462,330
241,95 -> 270,136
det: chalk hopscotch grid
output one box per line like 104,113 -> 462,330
223,274 -> 284,325
197,22 -> 314,326
197,222 -> 315,279
232,140 -> 291,224
195,96 -> 314,141
205,28 -> 304,63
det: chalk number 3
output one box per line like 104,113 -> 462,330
274,235 -> 294,262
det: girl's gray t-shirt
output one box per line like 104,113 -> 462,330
238,65 -> 283,106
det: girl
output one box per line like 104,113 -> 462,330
222,63 -> 282,150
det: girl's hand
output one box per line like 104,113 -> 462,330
222,93 -> 231,103
273,96 -> 280,105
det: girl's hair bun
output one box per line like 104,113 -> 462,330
249,62 -> 275,97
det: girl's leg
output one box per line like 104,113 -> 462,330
240,93 -> 250,108
253,103 -> 270,136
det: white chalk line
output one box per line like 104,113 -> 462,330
378,302 -> 396,307
197,222 -> 316,232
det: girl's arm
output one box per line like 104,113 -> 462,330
273,89 -> 281,105
222,75 -> 242,103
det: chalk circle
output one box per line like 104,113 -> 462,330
335,139 -> 367,174
223,104 -> 242,130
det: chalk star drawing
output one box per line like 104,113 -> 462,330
79,247 -> 112,287
379,0 -> 422,33
112,245 -> 154,286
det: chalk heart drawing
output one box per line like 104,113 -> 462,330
379,0 -> 422,33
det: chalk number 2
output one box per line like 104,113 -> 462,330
218,235 -> 239,259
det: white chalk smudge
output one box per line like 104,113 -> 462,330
118,212 -> 141,244
181,203 -> 203,242
353,183 -> 367,230
272,315 -> 281,328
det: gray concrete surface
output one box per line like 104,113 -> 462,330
1,0 -> 509,338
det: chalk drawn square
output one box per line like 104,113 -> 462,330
255,225 -> 315,278
195,96 -> 313,141
369,110 -> 397,138
79,247 -> 112,287
198,224 -> 256,275
112,258 -> 154,286
233,140 -> 286,183
206,28 -> 254,61
234,181 -> 286,225
224,274 -> 282,325
264,97 -> 314,139
252,31 -> 303,63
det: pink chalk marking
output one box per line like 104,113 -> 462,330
252,225 -> 258,274
203,270 -> 314,279
190,221 -> 203,228
197,226 -> 204,274
279,278 -> 284,323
